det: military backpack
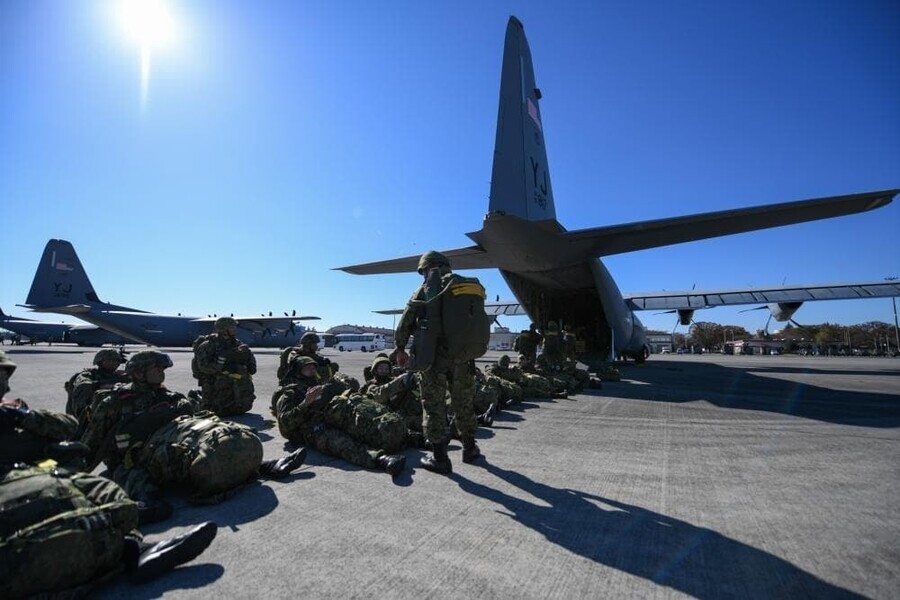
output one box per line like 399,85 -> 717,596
0,464 -> 138,598
140,413 -> 263,502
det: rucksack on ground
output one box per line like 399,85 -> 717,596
0,465 -> 138,598
140,413 -> 263,502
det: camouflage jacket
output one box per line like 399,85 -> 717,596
360,372 -> 418,409
195,334 -> 257,380
513,331 -> 543,357
80,382 -> 194,471
484,363 -> 523,383
65,368 -> 130,421
1,401 -> 78,467
274,379 -> 350,444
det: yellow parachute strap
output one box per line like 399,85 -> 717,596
36,459 -> 58,470
449,282 -> 486,298
222,371 -> 243,380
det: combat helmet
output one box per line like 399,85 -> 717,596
498,354 -> 511,367
546,320 -> 559,332
417,250 -> 450,274
93,348 -> 125,366
0,350 -> 16,375
125,350 -> 173,376
300,331 -> 320,346
371,355 -> 391,371
215,316 -> 238,334
291,355 -> 318,373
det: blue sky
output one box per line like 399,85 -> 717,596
1,1 -> 898,336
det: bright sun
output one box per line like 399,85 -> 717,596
117,0 -> 177,110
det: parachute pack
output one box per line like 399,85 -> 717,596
0,465 -> 138,598
191,334 -> 215,380
141,413 -> 263,503
410,274 -> 490,370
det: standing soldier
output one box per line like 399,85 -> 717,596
394,250 -> 490,475
514,323 -> 543,371
65,348 -> 130,428
192,317 -> 257,416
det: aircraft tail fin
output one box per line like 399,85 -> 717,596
25,239 -> 106,309
489,16 -> 556,222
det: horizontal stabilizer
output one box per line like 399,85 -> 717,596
565,189 -> 897,257
625,280 -> 900,311
336,245 -> 496,275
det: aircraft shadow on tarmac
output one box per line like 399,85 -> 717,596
454,462 -> 863,599
614,361 -> 900,427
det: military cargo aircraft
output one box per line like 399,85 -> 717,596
19,239 -> 320,348
338,16 -> 898,364
0,307 -> 129,346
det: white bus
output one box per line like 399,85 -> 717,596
334,333 -> 386,352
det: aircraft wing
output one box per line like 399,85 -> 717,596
374,300 -> 527,317
624,281 -> 900,311
564,189 -> 897,257
335,246 -> 496,275
192,315 -> 321,333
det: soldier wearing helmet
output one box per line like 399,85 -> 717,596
1,349 -> 83,469
272,361 -> 408,477
83,349 -> 305,523
513,323 -> 543,372
192,317 -> 257,416
277,330 -> 339,386
0,346 -> 218,594
394,250 -> 483,475
360,355 -> 423,434
64,348 -> 130,426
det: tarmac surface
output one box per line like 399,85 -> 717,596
4,345 -> 900,599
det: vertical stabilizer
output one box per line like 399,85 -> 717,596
25,239 -> 104,308
488,16 -> 556,221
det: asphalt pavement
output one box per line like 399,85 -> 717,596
4,345 -> 899,599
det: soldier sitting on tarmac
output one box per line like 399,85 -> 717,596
0,350 -> 217,598
82,350 -> 306,523
65,348 -> 130,429
273,356 -> 408,476
192,316 -> 257,416
278,331 -> 337,383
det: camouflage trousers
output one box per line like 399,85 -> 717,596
201,374 -> 255,416
420,355 -> 477,444
323,393 -> 407,453
472,384 -> 499,414
519,372 -> 554,399
485,374 -> 523,404
305,427 -> 383,470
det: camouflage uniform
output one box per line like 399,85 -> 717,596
513,324 -> 543,371
193,318 -> 257,416
274,372 -> 406,473
0,350 -> 216,596
360,356 -> 423,432
395,251 -> 483,473
482,356 -> 525,405
277,332 -> 339,385
81,379 -> 196,501
486,355 -> 549,399
65,349 -> 129,428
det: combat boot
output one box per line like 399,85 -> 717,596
462,439 -> 482,464
476,405 -> 495,427
259,447 -> 307,479
420,442 -> 452,475
378,454 -> 407,476
407,430 -> 428,449
131,521 -> 218,583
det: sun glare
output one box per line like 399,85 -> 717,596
117,0 -> 178,112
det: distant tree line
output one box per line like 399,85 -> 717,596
665,321 -> 898,355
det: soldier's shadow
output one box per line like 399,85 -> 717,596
103,563 -> 226,599
453,461 -> 863,599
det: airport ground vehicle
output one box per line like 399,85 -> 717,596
335,333 -> 385,352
